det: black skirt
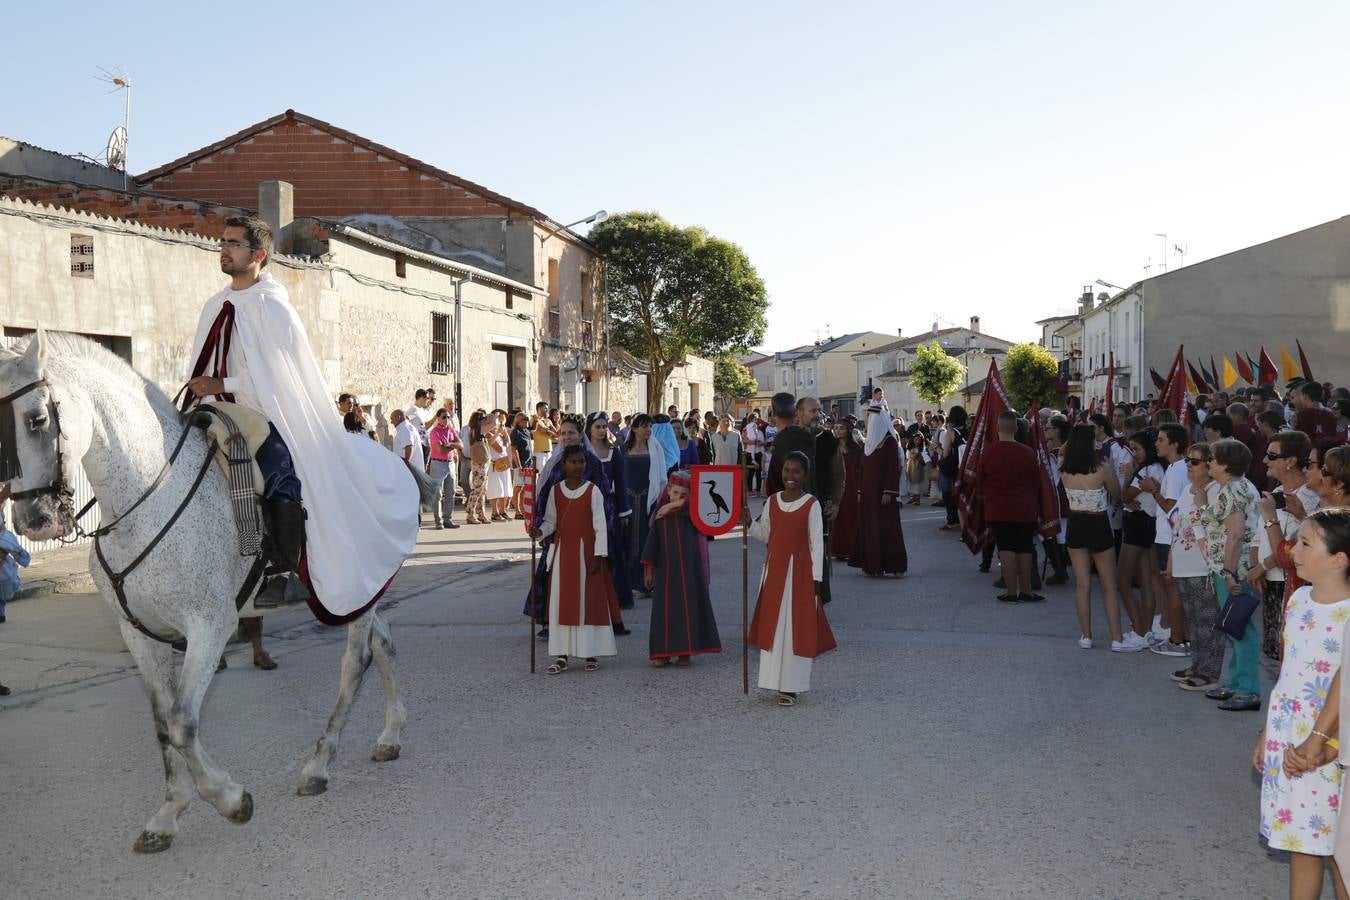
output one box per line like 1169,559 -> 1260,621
1067,512 -> 1114,553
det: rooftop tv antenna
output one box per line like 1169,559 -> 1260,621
95,68 -> 131,189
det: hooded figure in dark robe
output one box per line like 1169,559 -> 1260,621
849,406 -> 907,576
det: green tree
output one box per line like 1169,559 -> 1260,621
714,355 -> 759,413
910,340 -> 965,407
1002,343 -> 1060,412
590,211 -> 769,413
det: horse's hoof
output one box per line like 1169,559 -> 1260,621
133,831 -> 174,854
228,791 -> 253,824
372,743 -> 401,762
296,776 -> 328,796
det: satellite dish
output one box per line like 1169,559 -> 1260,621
105,126 -> 127,171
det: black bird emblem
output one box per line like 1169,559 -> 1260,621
705,480 -> 731,523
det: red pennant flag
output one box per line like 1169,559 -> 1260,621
1158,346 -> 1189,428
1187,360 -> 1209,394
1104,352 -> 1115,411
1209,355 -> 1221,392
1026,412 -> 1063,539
1258,346 -> 1278,386
1234,351 -> 1254,385
955,359 -> 1059,553
1296,339 -> 1314,382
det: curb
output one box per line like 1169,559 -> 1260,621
14,573 -> 95,601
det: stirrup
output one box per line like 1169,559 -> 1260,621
254,573 -> 301,609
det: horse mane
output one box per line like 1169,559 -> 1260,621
23,331 -> 179,419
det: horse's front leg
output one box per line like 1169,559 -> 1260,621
118,623 -> 195,854
165,616 -> 252,825
297,614 -> 374,795
368,612 -> 406,762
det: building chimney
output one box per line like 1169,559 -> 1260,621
1097,292 -> 1109,304
897,328 -> 903,337
1078,290 -> 1094,315
259,180 -> 294,254
969,315 -> 980,333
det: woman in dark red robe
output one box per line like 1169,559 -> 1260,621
828,421 -> 862,561
849,408 -> 907,576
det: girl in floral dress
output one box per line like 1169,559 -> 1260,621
1253,508 -> 1350,900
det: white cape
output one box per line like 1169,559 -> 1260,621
188,273 -> 418,616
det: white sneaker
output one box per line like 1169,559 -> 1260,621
1142,630 -> 1166,647
1078,637 -> 1093,649
1123,632 -> 1151,651
1111,639 -> 1145,653
1152,625 -> 1172,643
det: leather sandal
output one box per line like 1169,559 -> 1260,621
545,656 -> 568,675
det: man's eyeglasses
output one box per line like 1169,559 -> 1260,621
219,239 -> 259,251
1186,457 -> 1209,466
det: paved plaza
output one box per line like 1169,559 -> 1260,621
1,505 -> 1291,898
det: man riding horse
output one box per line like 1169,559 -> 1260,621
185,216 -> 420,621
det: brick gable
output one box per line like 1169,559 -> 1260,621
137,111 -> 539,220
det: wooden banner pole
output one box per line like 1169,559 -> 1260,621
742,468 -> 750,696
529,535 -> 537,674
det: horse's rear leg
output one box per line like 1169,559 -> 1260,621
369,613 -> 406,762
297,615 -> 374,796
165,620 -> 252,825
119,624 -> 194,854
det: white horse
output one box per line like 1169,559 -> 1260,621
0,329 -> 432,853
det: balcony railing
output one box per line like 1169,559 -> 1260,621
548,309 -> 560,339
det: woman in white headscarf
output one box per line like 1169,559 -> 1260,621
849,406 -> 908,576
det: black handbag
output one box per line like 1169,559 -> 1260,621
1214,585 -> 1261,638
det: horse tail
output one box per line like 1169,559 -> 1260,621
406,461 -> 438,510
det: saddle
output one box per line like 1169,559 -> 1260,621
192,402 -> 306,607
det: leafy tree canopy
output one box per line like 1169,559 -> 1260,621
910,340 -> 965,407
590,211 -> 769,411
714,355 -> 758,411
1002,343 -> 1060,412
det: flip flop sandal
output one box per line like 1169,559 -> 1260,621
545,657 -> 568,675
777,692 -> 797,707
674,656 -> 691,667
651,659 -> 670,668
584,658 -> 600,672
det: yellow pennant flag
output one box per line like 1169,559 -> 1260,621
1279,346 -> 1300,383
1184,369 -> 1198,394
1222,355 -> 1239,389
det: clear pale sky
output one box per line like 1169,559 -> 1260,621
5,1 -> 1349,352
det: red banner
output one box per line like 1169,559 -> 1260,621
520,468 -> 536,534
1157,346 -> 1189,428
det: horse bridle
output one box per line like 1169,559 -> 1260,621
0,378 -> 78,526
1,378 -> 265,647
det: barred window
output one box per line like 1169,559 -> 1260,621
429,312 -> 451,374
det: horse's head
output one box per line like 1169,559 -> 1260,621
0,327 -> 94,541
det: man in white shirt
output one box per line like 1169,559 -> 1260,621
404,389 -> 433,465
391,409 -> 425,470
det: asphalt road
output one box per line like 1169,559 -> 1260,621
0,504 -> 1294,899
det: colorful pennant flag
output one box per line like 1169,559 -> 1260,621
1186,361 -> 1206,394
1278,346 -> 1300,383
1221,355 -> 1239,390
1210,356 -> 1221,391
1296,340 -> 1314,382
1258,347 -> 1278,386
1247,351 -> 1261,382
1150,368 -> 1166,390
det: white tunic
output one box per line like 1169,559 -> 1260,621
188,273 -> 419,616
750,493 -> 823,693
538,481 -> 617,659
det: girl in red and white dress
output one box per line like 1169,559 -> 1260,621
748,451 -> 837,705
531,444 -> 618,673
